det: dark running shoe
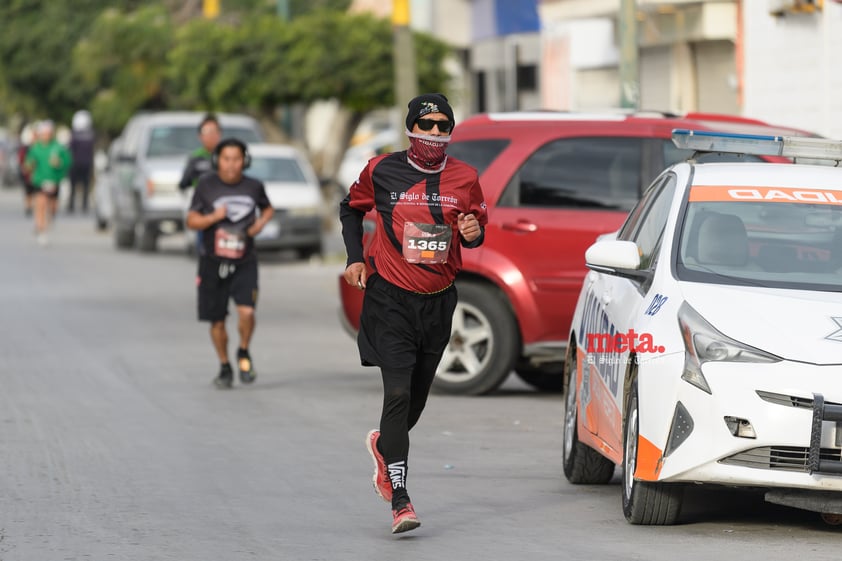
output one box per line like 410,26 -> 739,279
237,349 -> 256,384
391,502 -> 421,534
366,429 -> 392,503
214,363 -> 234,389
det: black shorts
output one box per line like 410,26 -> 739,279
197,256 -> 259,322
357,273 -> 457,370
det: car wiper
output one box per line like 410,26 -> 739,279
682,263 -> 769,288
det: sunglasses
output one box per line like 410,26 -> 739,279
415,119 -> 453,133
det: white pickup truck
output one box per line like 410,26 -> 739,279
109,111 -> 263,252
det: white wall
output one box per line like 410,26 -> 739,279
742,1 -> 842,137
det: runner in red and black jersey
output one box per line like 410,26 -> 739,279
340,93 -> 488,534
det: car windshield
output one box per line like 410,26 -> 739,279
247,156 -> 307,184
676,186 -> 842,292
146,126 -> 261,158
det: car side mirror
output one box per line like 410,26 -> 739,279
585,240 -> 652,282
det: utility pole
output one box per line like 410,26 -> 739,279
276,0 -> 289,20
277,0 -> 292,137
393,0 -> 418,149
618,0 -> 640,110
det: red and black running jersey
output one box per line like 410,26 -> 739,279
340,151 -> 488,293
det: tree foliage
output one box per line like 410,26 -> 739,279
169,10 -> 451,116
0,0 -> 453,140
74,6 -> 174,133
0,0 -> 145,122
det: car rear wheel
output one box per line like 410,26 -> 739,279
562,344 -> 615,484
114,224 -> 135,249
298,244 -> 322,261
622,378 -> 683,525
515,360 -> 564,392
94,210 -> 108,231
432,281 -> 518,395
138,222 -> 158,252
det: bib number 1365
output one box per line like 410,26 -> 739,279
402,222 -> 452,264
406,239 -> 448,251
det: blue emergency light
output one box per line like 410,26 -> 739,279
672,129 -> 842,161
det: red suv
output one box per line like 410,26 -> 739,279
338,111 -> 813,395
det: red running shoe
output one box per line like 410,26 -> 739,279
366,430 -> 392,503
391,502 -> 421,534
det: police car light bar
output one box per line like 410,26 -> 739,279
672,129 -> 842,161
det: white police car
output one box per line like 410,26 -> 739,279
563,130 -> 842,525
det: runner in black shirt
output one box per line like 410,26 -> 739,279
186,138 -> 274,388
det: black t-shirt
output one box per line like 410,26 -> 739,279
178,150 -> 213,190
189,173 -> 271,263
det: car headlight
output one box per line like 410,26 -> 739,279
677,301 -> 781,394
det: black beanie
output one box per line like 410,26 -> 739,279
405,93 -> 455,131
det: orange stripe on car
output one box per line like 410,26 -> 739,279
689,185 -> 842,205
634,435 -> 664,481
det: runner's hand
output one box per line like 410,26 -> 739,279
247,221 -> 264,238
213,204 -> 227,222
344,262 -> 367,290
457,213 -> 480,242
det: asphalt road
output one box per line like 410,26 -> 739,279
1,186 -> 841,561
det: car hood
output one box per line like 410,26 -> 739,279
264,181 -> 321,209
142,156 -> 186,178
679,282 -> 842,364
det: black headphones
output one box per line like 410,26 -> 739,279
211,137 -> 252,170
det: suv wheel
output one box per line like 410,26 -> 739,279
515,360 -> 564,392
433,281 -> 518,395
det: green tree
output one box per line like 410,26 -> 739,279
168,10 -> 450,135
73,6 -> 174,134
0,0 -> 145,123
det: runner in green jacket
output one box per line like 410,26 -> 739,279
25,120 -> 71,245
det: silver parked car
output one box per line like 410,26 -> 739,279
110,111 -> 263,252
183,143 -> 324,259
249,143 -> 324,259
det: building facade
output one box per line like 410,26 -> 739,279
742,0 -> 842,137
538,0 -> 842,137
539,0 -> 740,115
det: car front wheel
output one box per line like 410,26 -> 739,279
433,281 -> 518,395
622,377 -> 683,525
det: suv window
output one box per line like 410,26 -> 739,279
447,139 -> 510,176
499,137 -> 643,210
145,125 -> 261,158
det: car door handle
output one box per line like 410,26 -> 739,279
501,220 -> 537,233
